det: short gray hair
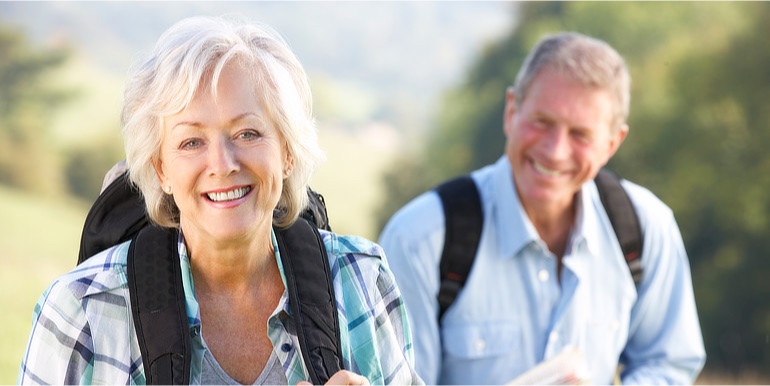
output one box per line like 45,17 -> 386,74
513,32 -> 631,131
121,16 -> 324,228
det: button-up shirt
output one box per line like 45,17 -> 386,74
19,229 -> 421,385
379,156 -> 705,385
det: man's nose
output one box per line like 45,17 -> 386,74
542,127 -> 571,160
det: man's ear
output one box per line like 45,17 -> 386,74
503,86 -> 517,138
606,123 -> 629,161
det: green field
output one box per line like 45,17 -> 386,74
0,186 -> 88,383
311,124 -> 399,240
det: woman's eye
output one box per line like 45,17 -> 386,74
180,138 -> 202,149
238,129 -> 261,140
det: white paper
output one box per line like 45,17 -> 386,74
507,346 -> 590,385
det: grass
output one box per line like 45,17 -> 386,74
312,123 -> 399,240
0,186 -> 88,383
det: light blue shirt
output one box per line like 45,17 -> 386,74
378,156 -> 705,385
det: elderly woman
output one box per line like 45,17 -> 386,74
19,16 -> 420,385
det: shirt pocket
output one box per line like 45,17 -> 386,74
442,321 -> 521,359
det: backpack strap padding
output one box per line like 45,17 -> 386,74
594,168 -> 644,285
127,226 -> 190,385
78,171 -> 147,265
435,176 -> 484,321
275,218 -> 343,385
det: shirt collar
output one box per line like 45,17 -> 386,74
271,228 -> 293,315
576,180 -> 605,258
489,157 -> 603,259
178,230 -> 201,327
489,156 -> 541,259
564,188 -> 585,256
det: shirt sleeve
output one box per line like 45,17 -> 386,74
330,232 -> 424,385
18,281 -> 95,385
619,187 -> 707,384
371,259 -> 425,385
378,193 -> 444,385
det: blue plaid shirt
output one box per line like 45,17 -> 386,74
18,229 -> 421,385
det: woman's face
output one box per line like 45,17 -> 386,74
154,62 -> 290,244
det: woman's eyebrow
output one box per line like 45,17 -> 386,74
171,112 -> 261,131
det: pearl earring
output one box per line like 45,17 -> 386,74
165,186 -> 172,194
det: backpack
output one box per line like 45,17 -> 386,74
435,168 -> 643,320
77,171 -> 342,385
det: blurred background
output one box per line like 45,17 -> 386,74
1,2 -> 768,383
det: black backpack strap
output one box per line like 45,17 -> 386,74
435,175 -> 484,321
304,188 -> 332,232
127,226 -> 190,385
432,170 -> 642,326
78,170 -> 147,264
275,218 -> 343,385
594,168 -> 644,285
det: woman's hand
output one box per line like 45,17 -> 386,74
297,370 -> 370,385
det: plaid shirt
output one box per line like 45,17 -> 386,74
18,229 -> 421,385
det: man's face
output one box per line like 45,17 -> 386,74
503,68 -> 627,215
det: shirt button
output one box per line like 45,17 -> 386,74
281,343 -> 292,352
538,269 -> 550,282
475,339 -> 486,352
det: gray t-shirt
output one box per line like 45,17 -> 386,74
200,347 -> 287,385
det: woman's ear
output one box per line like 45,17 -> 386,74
153,159 -> 170,192
283,144 -> 295,179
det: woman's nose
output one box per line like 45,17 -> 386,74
208,138 -> 240,177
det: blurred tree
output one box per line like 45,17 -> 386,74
638,3 -> 770,374
376,1 -> 770,376
0,26 -> 72,194
63,134 -> 124,201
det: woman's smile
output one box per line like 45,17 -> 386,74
204,185 -> 254,203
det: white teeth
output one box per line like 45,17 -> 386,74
207,187 -> 251,202
533,162 -> 560,177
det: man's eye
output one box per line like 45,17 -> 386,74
533,118 -> 549,129
571,130 -> 590,141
